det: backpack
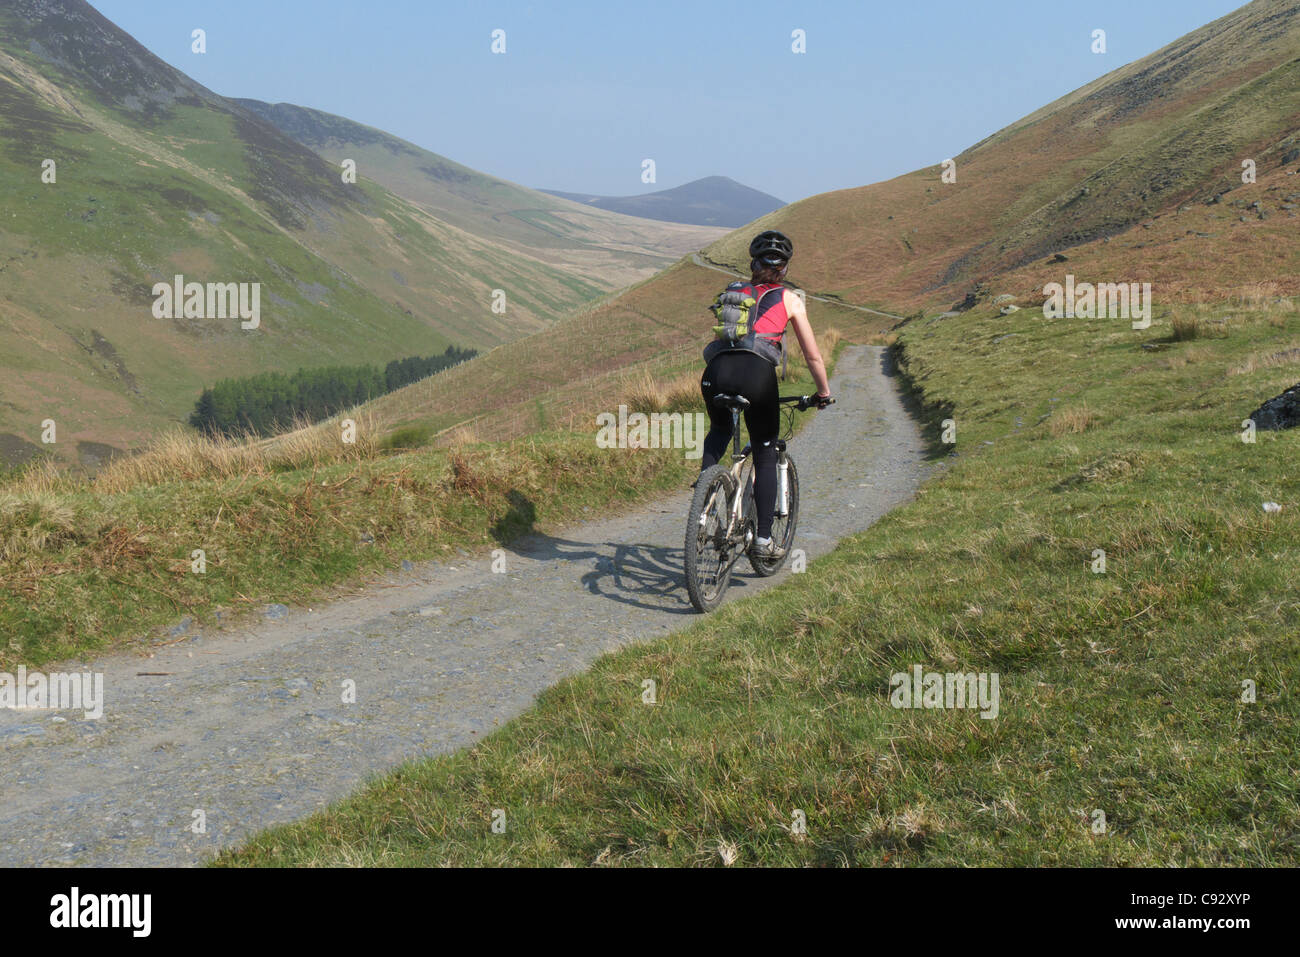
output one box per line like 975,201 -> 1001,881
704,281 -> 788,376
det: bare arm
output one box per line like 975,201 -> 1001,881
785,289 -> 831,397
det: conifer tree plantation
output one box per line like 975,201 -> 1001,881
188,346 -> 477,437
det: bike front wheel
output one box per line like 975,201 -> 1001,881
685,464 -> 739,612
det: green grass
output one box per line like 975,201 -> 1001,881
219,300 -> 1299,867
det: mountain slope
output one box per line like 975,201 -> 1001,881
336,0 -> 1300,456
235,99 -> 725,290
541,175 -> 785,227
703,0 -> 1300,311
0,0 -> 697,465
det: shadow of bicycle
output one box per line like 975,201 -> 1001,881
492,489 -> 757,615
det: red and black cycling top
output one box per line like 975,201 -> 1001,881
749,282 -> 790,346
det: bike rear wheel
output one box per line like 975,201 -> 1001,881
684,464 -> 739,612
748,453 -> 799,576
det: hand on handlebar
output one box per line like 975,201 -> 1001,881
800,394 -> 834,411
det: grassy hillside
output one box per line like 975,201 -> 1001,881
328,258 -> 893,451
235,99 -> 725,289
220,290 -> 1299,867
704,0 -> 1300,311
0,0 -> 677,466
2,0 -> 1297,867
205,0 -> 1300,866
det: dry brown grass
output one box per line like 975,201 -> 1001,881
624,369 -> 701,414
0,492 -> 82,561
92,412 -> 385,494
2,458 -> 71,497
1186,298 -> 1295,330
1171,315 -> 1202,341
1227,342 -> 1300,376
444,423 -> 481,448
1154,345 -> 1214,370
1049,404 -> 1099,437
1171,315 -> 1232,342
821,325 -> 846,359
1234,282 -> 1293,311
783,326 -> 844,378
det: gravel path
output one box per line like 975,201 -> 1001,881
0,345 -> 928,867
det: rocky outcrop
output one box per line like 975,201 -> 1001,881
1249,383 -> 1300,430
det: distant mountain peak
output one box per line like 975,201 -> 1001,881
539,176 -> 785,228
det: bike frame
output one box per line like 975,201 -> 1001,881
714,396 -> 804,545
721,407 -> 753,545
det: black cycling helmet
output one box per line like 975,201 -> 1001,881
749,230 -> 793,266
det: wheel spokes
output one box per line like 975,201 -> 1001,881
694,481 -> 732,597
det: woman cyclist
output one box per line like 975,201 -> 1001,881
698,230 -> 832,560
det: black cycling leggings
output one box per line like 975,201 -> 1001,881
699,351 -> 780,539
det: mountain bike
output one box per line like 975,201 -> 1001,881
683,393 -> 831,613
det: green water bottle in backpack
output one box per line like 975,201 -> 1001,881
703,280 -> 787,373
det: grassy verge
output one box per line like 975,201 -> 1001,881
0,434 -> 689,669
221,297 -> 1298,866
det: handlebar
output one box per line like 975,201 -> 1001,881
780,394 -> 836,411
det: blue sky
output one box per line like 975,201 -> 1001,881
89,0 -> 1246,202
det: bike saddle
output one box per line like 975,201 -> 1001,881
712,393 -> 750,410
